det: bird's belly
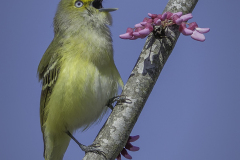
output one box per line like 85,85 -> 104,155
45,61 -> 119,132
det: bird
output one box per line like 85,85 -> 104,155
37,0 -> 123,159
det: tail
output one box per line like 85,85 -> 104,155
43,131 -> 71,160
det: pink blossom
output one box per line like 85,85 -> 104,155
179,23 -> 193,35
173,12 -> 183,17
190,28 -> 210,42
139,28 -> 152,36
143,17 -> 152,23
180,13 -> 193,21
195,28 -> 210,33
119,28 -> 133,39
182,28 -> 193,35
140,22 -> 147,26
172,14 -> 183,25
161,12 -> 167,20
119,11 -> 209,42
116,135 -> 140,160
166,11 -> 173,19
157,14 -> 162,20
154,18 -> 161,25
188,22 -> 198,30
179,21 -> 210,41
119,33 -> 133,39
148,13 -> 157,19
191,30 -> 206,41
134,23 -> 143,28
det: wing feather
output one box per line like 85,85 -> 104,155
38,40 -> 61,157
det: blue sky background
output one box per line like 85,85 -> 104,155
1,0 -> 240,160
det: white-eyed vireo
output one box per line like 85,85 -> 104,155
37,0 -> 123,159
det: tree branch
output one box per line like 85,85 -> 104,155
83,0 -> 198,159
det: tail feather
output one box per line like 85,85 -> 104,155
44,132 -> 71,160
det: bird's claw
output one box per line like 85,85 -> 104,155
82,143 -> 107,159
107,95 -> 132,110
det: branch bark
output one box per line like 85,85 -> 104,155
83,0 -> 198,159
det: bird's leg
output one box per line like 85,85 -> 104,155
65,131 -> 107,158
106,95 -> 132,110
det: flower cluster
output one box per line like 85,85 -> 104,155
119,11 -> 210,42
117,135 -> 140,160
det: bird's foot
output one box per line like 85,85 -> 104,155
66,131 -> 106,158
106,95 -> 132,110
80,143 -> 107,159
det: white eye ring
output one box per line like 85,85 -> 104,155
75,1 -> 83,8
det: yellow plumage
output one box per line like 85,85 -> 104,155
38,0 -> 122,159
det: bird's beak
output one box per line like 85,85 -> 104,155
99,8 -> 118,12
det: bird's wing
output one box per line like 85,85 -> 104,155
39,59 -> 60,130
37,40 -> 61,156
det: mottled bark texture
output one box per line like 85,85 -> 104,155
83,0 -> 198,159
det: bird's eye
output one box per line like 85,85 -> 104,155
75,1 -> 83,8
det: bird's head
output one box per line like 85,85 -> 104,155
54,0 -> 117,34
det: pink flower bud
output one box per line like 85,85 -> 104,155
157,14 -> 162,20
173,12 -> 183,17
195,28 -> 210,33
145,23 -> 153,31
175,18 -> 183,25
121,148 -> 132,159
162,12 -> 167,20
126,28 -> 133,34
135,27 -> 143,32
129,36 -> 138,40
125,142 -> 140,151
154,18 -> 161,25
128,135 -> 140,142
135,23 -> 143,28
179,23 -> 186,32
172,14 -> 179,21
139,28 -> 151,36
140,22 -> 147,26
188,22 -> 198,30
172,14 -> 183,25
133,32 -> 141,37
191,30 -> 205,41
166,11 -> 173,19
119,33 -> 133,39
143,17 -> 152,23
148,13 -> 157,18
180,13 -> 193,21
134,32 -> 147,39
182,28 -> 193,35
